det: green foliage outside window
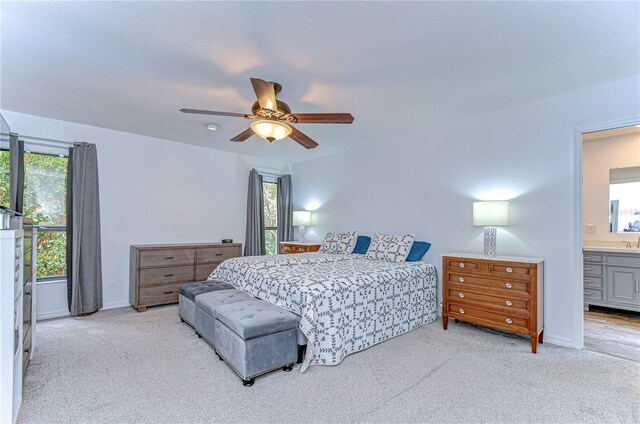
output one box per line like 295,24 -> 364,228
0,150 -> 68,278
263,182 -> 278,255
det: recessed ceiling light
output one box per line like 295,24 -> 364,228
206,123 -> 220,131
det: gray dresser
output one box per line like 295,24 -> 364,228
129,243 -> 242,312
584,249 -> 640,312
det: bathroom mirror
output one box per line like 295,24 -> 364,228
609,166 -> 640,233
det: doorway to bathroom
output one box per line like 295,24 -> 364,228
581,125 -> 640,362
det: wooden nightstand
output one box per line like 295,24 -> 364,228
442,253 -> 544,353
279,242 -> 321,255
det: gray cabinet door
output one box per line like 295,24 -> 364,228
606,266 -> 640,308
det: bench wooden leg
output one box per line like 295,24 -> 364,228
538,330 -> 544,344
443,316 -> 448,330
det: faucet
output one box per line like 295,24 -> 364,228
623,241 -> 632,248
637,236 -> 640,248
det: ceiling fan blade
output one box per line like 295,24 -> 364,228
289,127 -> 319,149
291,113 -> 354,124
250,78 -> 277,111
180,108 -> 247,118
230,127 -> 255,142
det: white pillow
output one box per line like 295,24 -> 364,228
319,231 -> 358,254
365,233 -> 415,262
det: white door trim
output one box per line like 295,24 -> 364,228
571,116 -> 640,349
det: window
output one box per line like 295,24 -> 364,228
0,149 -> 68,279
263,181 -> 278,255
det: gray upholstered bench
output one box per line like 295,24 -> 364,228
194,289 -> 254,344
213,299 -> 300,387
178,280 -> 233,328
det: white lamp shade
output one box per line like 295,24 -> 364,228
292,210 -> 311,226
473,201 -> 510,226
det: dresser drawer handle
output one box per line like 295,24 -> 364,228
459,309 -> 465,314
459,263 -> 465,268
165,256 -> 174,260
505,283 -> 512,289
458,277 -> 465,283
584,279 -> 591,283
164,274 -> 174,277
163,290 -> 173,295
506,267 -> 513,273
458,293 -> 465,298
215,253 -> 224,256
584,291 -> 593,295
505,300 -> 512,306
584,256 -> 592,260
584,267 -> 592,271
506,318 -> 513,324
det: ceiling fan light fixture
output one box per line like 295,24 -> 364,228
250,120 -> 292,142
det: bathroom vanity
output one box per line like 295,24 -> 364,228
583,247 -> 640,312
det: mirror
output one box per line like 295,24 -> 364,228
609,166 -> 640,233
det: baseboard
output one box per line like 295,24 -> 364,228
543,333 -> 573,348
37,300 -> 131,321
36,309 -> 70,321
102,300 -> 131,310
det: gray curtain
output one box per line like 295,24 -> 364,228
277,174 -> 293,244
9,134 -> 24,213
66,143 -> 103,316
244,168 -> 265,256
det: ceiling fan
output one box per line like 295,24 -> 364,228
180,78 -> 354,149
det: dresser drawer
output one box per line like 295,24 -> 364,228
195,263 -> 221,281
197,247 -> 238,263
583,275 -> 603,289
582,253 -> 603,263
583,288 -> 603,302
583,264 -> 603,276
448,273 -> 529,294
139,265 -> 194,287
139,249 -> 195,268
448,303 -> 529,332
488,263 -> 530,278
139,283 -> 183,306
447,289 -> 529,312
446,259 -> 481,272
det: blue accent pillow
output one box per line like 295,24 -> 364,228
352,235 -> 372,254
406,241 -> 431,261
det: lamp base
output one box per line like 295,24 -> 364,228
298,225 -> 306,243
484,226 -> 497,256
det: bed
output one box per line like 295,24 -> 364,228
209,253 -> 438,371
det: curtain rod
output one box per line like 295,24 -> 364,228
0,132 -> 75,146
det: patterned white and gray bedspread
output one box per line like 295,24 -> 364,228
209,253 -> 438,371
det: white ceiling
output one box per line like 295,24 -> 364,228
1,1 -> 638,167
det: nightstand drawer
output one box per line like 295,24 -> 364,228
446,259 -> 481,271
448,303 -> 529,332
448,289 -> 529,311
488,263 -> 531,279
448,273 -> 529,294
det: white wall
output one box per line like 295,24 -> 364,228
291,75 -> 640,348
583,133 -> 640,242
1,110 -> 251,319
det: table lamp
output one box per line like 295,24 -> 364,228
473,200 -> 510,255
293,211 -> 311,242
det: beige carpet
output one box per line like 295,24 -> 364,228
19,305 -> 640,423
